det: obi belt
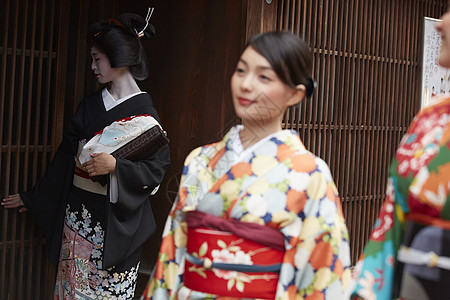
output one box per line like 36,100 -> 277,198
184,210 -> 285,299
396,213 -> 450,299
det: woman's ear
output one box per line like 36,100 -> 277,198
287,84 -> 307,106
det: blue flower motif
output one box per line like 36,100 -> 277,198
405,133 -> 417,144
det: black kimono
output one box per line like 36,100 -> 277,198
21,89 -> 170,299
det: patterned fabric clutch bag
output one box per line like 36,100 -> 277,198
78,115 -> 169,164
77,115 -> 169,186
96,125 -> 168,185
110,125 -> 169,161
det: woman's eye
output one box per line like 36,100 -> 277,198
260,74 -> 272,81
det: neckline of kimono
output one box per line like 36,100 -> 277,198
230,125 -> 284,163
102,88 -> 146,111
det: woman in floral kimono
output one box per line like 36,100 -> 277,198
2,10 -> 170,299
351,7 -> 450,300
142,31 -> 352,300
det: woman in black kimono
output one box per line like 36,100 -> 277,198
2,9 -> 170,299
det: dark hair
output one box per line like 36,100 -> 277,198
247,31 -> 315,97
87,13 -> 155,81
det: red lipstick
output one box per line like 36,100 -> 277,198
238,97 -> 253,106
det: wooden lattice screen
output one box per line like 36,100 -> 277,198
0,0 -> 69,298
279,0 -> 446,262
1,0 -> 448,299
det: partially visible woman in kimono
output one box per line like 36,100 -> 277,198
141,31 -> 352,300
2,9 -> 170,299
351,7 -> 450,300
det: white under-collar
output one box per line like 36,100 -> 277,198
102,88 -> 145,111
229,125 -> 281,162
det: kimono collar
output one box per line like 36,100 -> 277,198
102,88 -> 145,111
226,125 -> 306,163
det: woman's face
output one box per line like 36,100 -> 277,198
90,47 -> 124,84
230,46 -> 303,126
436,6 -> 450,68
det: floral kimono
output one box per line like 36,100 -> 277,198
352,96 -> 450,299
142,126 -> 351,299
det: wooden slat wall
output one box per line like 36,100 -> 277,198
277,0 -> 446,263
0,0 -> 70,298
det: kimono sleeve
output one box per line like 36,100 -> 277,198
102,143 -> 170,268
141,146 -> 203,299
277,156 -> 352,299
113,144 -> 171,214
19,100 -> 84,264
351,175 -> 403,299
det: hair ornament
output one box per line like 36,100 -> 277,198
93,18 -> 124,37
136,7 -> 154,38
108,18 -> 124,27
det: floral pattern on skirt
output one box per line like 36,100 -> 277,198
54,203 -> 139,299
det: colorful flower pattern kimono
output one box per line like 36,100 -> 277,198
142,126 -> 352,299
352,96 -> 450,299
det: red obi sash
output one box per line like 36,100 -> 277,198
184,211 -> 285,299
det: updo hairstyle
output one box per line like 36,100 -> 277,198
87,13 -> 155,81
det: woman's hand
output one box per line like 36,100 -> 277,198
82,152 -> 116,176
2,193 -> 28,212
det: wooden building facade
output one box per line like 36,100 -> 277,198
0,0 -> 447,298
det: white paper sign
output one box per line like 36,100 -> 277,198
421,17 -> 447,108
